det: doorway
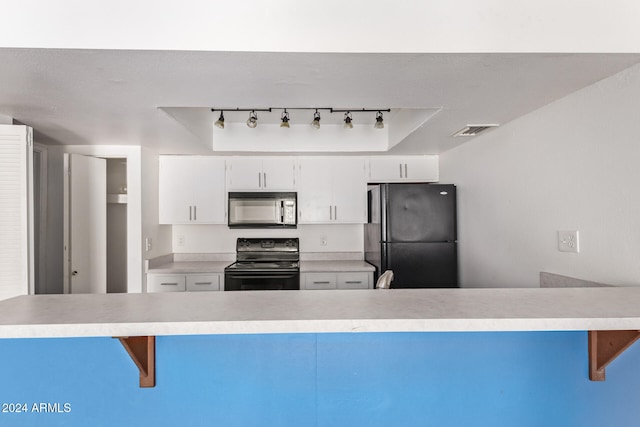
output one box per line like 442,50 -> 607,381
106,158 -> 128,293
64,154 -> 128,294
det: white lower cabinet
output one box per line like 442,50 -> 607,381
147,274 -> 222,293
302,272 -> 372,290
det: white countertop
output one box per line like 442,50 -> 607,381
300,260 -> 375,273
148,261 -> 230,274
149,260 -> 375,274
2,287 -> 640,338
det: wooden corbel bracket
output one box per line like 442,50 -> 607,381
115,336 -> 156,388
588,330 -> 640,381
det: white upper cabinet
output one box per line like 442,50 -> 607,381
368,155 -> 439,182
298,157 -> 366,224
159,156 -> 226,224
297,158 -> 332,223
226,157 -> 296,191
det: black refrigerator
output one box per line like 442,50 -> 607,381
365,183 -> 458,288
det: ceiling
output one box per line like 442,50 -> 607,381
1,48 -> 639,155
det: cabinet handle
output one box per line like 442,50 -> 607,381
405,163 -> 408,178
399,163 -> 403,178
161,282 -> 179,286
189,206 -> 192,221
313,281 -> 331,284
345,281 -> 362,284
329,206 -> 332,220
263,172 -> 267,188
258,172 -> 261,188
194,205 -> 197,221
334,205 -> 337,221
193,282 -> 212,286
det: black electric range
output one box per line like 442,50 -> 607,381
224,238 -> 300,291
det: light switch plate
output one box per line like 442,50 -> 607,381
558,230 -> 579,253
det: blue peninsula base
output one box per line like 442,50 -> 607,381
1,331 -> 639,427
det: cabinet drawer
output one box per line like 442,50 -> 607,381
186,274 -> 220,291
337,272 -> 371,289
147,275 -> 186,293
303,273 -> 337,290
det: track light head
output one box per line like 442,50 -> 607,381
246,110 -> 258,128
310,109 -> 321,130
344,112 -> 353,129
374,111 -> 384,129
280,110 -> 290,128
214,111 -> 225,129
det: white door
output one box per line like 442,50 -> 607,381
66,154 -> 107,294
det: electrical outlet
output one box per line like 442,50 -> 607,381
321,235 -> 327,246
145,237 -> 152,252
177,235 -> 185,247
558,230 -> 579,253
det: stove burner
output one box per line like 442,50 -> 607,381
224,238 -> 300,291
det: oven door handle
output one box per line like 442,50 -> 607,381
226,274 -> 298,279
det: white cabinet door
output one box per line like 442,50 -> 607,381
298,157 -> 366,224
186,274 -> 221,291
227,157 -> 296,191
159,156 -> 226,224
331,158 -> 366,223
226,157 -> 264,190
302,272 -> 373,290
302,273 -> 337,290
404,156 -> 439,181
159,157 -> 194,223
148,273 -> 223,292
189,157 -> 226,223
336,272 -> 372,289
261,157 -> 296,190
369,156 -> 439,182
147,274 -> 186,292
297,158 -> 332,223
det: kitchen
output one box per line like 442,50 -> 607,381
2,2 -> 640,426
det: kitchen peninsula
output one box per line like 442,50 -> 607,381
2,287 -> 640,425
2,287 -> 640,379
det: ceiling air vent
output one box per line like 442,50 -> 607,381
452,124 -> 499,137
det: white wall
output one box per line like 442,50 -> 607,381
173,224 -> 364,255
440,64 -> 640,288
141,147 -> 172,259
2,1 -> 640,52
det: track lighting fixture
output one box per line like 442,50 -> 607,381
280,110 -> 290,128
310,109 -> 321,130
344,112 -> 353,129
214,111 -> 225,129
246,110 -> 258,128
211,107 -> 389,129
374,111 -> 384,129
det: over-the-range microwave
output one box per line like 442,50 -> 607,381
228,192 -> 297,228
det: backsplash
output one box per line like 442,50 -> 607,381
171,224 -> 364,254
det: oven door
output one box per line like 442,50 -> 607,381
224,271 -> 300,291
